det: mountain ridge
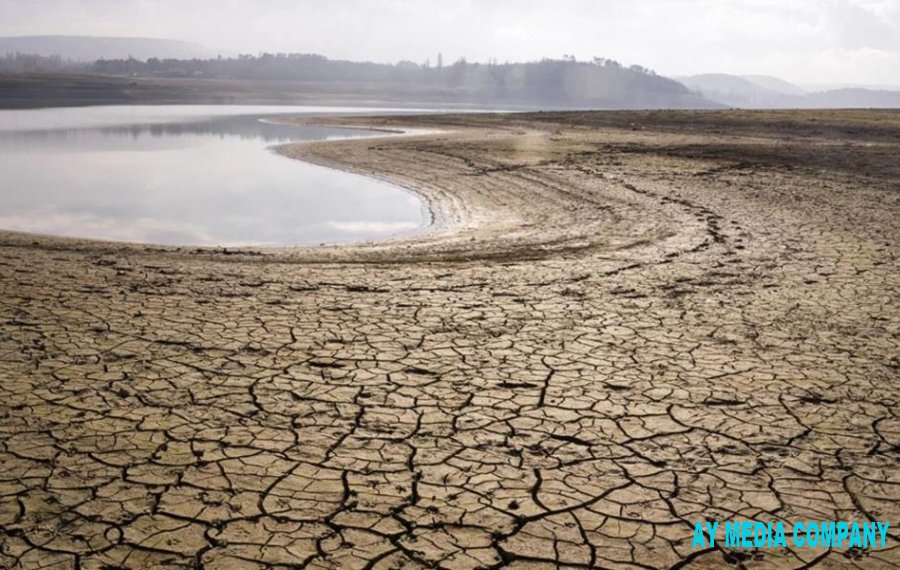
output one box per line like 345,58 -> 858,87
0,35 -> 209,61
677,73 -> 900,108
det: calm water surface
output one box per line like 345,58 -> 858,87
0,105 -> 429,246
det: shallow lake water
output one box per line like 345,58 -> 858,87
0,105 -> 429,246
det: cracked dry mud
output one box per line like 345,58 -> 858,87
1,110 -> 899,569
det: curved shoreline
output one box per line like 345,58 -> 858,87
270,116 -> 706,265
0,113 -> 712,266
269,122 -> 446,246
0,117 -> 691,266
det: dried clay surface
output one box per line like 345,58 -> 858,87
0,110 -> 898,569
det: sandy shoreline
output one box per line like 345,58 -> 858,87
1,110 -> 898,568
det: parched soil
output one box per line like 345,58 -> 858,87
0,110 -> 898,569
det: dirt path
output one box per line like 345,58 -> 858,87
1,110 -> 898,568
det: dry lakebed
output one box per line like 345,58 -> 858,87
0,110 -> 898,569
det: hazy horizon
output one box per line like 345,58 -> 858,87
1,0 -> 899,87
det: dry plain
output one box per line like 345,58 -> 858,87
0,110 -> 898,568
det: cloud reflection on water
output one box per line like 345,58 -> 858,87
0,106 -> 428,246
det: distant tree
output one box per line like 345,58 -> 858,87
0,52 -> 81,72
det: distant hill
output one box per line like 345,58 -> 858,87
57,55 -> 722,109
0,35 -> 208,61
740,74 -> 807,96
677,73 -> 900,109
676,73 -> 803,108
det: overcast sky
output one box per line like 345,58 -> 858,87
1,0 -> 899,86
